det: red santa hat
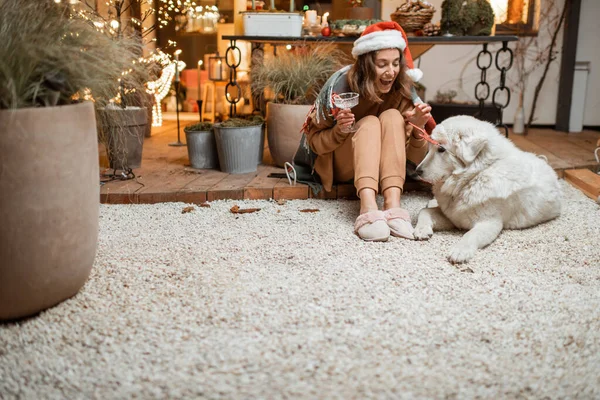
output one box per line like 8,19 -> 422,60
351,21 -> 423,82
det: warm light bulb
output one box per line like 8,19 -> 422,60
489,0 -> 508,24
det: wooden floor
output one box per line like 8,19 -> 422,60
100,116 -> 600,204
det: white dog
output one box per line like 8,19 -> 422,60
414,115 -> 562,263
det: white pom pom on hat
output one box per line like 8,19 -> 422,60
351,21 -> 423,82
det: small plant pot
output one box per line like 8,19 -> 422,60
99,106 -> 148,171
185,128 -> 218,169
214,123 -> 263,174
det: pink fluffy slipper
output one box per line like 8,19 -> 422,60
354,210 -> 390,242
383,208 -> 414,240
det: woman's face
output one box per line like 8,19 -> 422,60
373,48 -> 401,94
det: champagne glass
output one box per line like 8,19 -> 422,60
333,92 -> 359,133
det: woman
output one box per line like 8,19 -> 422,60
302,21 -> 436,242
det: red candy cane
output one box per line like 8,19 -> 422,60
408,122 -> 439,146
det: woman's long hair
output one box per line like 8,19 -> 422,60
347,48 -> 413,104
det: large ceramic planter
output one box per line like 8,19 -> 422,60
213,123 -> 264,174
266,103 -> 312,168
0,102 -> 99,320
98,106 -> 148,171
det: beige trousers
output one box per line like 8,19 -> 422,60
333,109 -> 427,196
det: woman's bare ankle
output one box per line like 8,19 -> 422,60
383,187 -> 402,210
358,188 -> 378,214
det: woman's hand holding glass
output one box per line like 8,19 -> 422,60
333,92 -> 359,134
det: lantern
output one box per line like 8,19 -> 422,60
488,0 -> 540,35
208,52 -> 227,82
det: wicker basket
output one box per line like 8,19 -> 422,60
390,8 -> 435,33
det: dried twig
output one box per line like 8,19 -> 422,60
230,205 -> 261,214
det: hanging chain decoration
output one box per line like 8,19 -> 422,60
475,43 -> 492,120
492,41 -> 514,137
225,40 -> 243,117
474,42 -> 514,137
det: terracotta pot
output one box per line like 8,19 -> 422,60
266,103 -> 312,167
345,6 -> 373,20
0,102 -> 99,320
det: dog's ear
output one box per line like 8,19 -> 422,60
455,134 -> 487,164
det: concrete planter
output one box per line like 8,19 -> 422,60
0,102 -> 99,320
266,103 -> 312,168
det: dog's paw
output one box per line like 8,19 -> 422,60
414,224 -> 433,240
448,244 -> 477,264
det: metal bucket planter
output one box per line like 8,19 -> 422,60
184,126 -> 219,169
0,102 -> 99,320
98,106 -> 148,171
213,123 -> 263,174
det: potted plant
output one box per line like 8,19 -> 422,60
184,122 -> 218,169
440,0 -> 495,36
0,0 -> 148,320
250,43 -> 347,167
79,0 -> 154,172
213,116 -> 265,174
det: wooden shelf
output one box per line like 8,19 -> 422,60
223,34 -> 519,45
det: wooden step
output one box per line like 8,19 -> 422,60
564,169 -> 600,202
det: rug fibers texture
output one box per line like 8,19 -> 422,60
1,181 -> 599,399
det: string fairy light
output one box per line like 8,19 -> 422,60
63,1 -> 216,124
145,51 -> 186,126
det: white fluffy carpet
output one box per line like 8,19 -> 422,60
1,181 -> 599,399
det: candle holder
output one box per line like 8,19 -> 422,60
197,60 -> 204,122
208,52 -> 227,82
169,51 -> 186,147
